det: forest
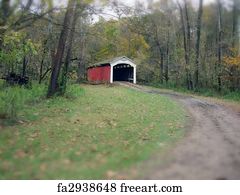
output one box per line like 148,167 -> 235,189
0,0 -> 240,118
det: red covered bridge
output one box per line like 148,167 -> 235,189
87,56 -> 136,84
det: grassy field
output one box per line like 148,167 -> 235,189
0,84 -> 185,179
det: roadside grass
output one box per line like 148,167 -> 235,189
0,84 -> 185,179
141,84 -> 240,114
146,82 -> 240,102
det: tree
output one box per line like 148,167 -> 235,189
47,0 -> 75,97
0,31 -> 37,74
0,0 -> 54,49
60,1 -> 80,94
217,0 -> 223,91
232,0 -> 239,50
177,0 -> 193,90
194,0 -> 203,89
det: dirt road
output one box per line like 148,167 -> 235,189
119,82 -> 240,179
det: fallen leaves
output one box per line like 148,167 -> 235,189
106,169 -> 135,179
14,149 -> 27,159
30,132 -> 39,138
18,120 -> 25,124
40,163 -> 47,172
1,160 -> 12,171
27,130 -> 40,141
0,85 -> 185,179
63,159 -> 71,165
90,145 -> 98,153
104,119 -> 117,128
106,170 -> 116,178
75,151 -> 82,156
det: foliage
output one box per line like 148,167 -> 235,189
223,48 -> 240,68
223,48 -> 240,91
0,31 -> 37,71
86,19 -> 149,64
0,0 -> 239,97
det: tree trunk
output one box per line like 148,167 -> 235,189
0,0 -> 10,49
184,0 -> 191,63
217,0 -> 223,92
39,38 -> 48,84
60,1 -> 79,94
47,0 -> 75,97
194,0 -> 203,89
39,68 -> 51,84
153,23 -> 164,84
177,0 -> 191,90
22,56 -> 27,77
77,60 -> 86,82
160,52 -> 164,84
165,20 -> 170,84
77,17 -> 86,82
184,0 -> 193,90
238,14 -> 240,55
77,42 -> 86,83
232,0 -> 238,49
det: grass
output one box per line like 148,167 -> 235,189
0,84 -> 186,179
0,81 -> 46,121
0,80 -> 82,124
146,82 -> 240,102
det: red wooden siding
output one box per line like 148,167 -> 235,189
87,65 -> 111,83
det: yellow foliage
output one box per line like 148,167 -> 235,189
223,47 -> 240,68
223,55 -> 240,68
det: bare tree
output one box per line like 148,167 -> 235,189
165,18 -> 170,83
0,0 -> 11,49
194,0 -> 203,89
177,0 -> 192,90
217,0 -> 223,92
232,0 -> 237,48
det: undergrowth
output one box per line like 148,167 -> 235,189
145,82 -> 240,102
0,80 -> 83,120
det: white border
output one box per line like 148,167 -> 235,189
0,180 -> 240,195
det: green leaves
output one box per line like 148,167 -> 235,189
88,19 -> 149,63
0,31 -> 37,69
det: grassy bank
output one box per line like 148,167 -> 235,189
0,84 -> 185,179
145,82 -> 240,102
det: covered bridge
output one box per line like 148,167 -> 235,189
87,56 -> 136,84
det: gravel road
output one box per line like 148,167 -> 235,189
119,82 -> 240,179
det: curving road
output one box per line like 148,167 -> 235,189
119,82 -> 240,179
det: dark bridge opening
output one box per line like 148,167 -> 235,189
113,64 -> 133,82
